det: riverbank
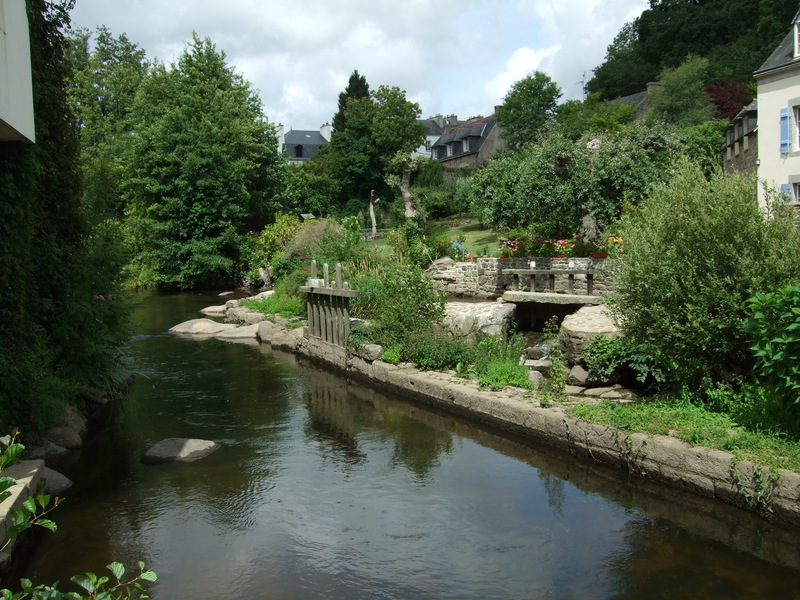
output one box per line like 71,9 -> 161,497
192,306 -> 800,528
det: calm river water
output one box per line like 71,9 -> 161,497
20,292 -> 800,599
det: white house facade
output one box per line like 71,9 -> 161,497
755,10 -> 800,207
0,0 -> 34,143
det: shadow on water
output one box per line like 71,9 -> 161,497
17,291 -> 800,600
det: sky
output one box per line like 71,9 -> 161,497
68,0 -> 649,131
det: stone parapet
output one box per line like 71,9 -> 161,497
426,256 -> 613,298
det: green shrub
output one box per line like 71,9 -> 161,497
407,328 -> 471,371
747,284 -> 800,407
351,263 -> 445,348
605,161 -> 800,389
583,335 -> 664,384
242,269 -> 307,318
477,358 -> 533,390
381,347 -> 402,364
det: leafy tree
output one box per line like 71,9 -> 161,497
323,84 -> 425,214
706,79 -> 753,120
495,71 -> 562,151
467,124 -> 686,234
645,55 -> 714,127
587,19 -> 657,99
555,93 -> 636,140
66,26 -> 148,219
332,69 -> 369,133
124,34 -> 281,289
587,0 -> 799,100
606,161 -> 800,390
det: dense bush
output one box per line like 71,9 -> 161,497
605,161 -> 800,390
406,328 -> 471,371
747,284 -> 800,409
351,263 -> 446,348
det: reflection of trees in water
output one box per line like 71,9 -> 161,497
537,471 -> 566,516
303,374 -> 453,481
600,515 -> 800,599
381,412 -> 453,482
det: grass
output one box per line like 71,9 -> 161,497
363,217 -> 504,258
569,398 -> 800,473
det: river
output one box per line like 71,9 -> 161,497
20,292 -> 800,599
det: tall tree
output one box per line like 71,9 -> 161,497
495,71 -> 562,151
645,55 -> 714,127
332,69 -> 369,133
125,34 -> 281,289
67,26 -> 148,218
324,84 -> 425,213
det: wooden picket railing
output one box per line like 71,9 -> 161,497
298,261 -> 359,347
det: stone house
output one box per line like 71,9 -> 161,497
430,115 -> 505,172
0,0 -> 34,143
723,100 -> 758,175
276,123 -> 331,165
754,9 -> 800,207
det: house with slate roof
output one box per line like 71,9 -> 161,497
413,114 -> 458,158
755,9 -> 800,207
276,123 -> 331,165
430,115 -> 505,172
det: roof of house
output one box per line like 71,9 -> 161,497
432,116 -> 494,149
755,31 -> 796,77
418,118 -> 446,137
284,130 -> 328,146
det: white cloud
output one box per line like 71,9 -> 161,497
67,0 -> 648,126
482,46 -> 559,108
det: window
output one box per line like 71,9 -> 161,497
446,143 -> 453,157
463,137 -> 470,152
793,183 -> 800,205
425,140 -> 431,151
295,144 -> 303,158
780,107 -> 791,154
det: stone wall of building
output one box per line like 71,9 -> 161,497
426,256 -> 613,298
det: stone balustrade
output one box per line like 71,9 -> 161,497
426,256 -> 613,298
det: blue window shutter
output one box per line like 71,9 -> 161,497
780,107 -> 791,153
781,183 -> 792,202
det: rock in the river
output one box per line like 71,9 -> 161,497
216,324 -> 259,340
168,319 -> 238,335
442,301 -> 516,338
200,305 -> 227,317
141,438 -> 221,464
42,467 -> 72,495
559,305 -> 620,365
44,426 -> 82,450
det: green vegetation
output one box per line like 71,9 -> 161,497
570,397 -> 800,473
495,70 -> 562,151
605,161 -> 800,391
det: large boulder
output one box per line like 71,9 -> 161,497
442,301 -> 516,338
559,304 -> 620,365
141,438 -> 221,464
199,305 -> 227,317
215,324 -> 259,340
168,319 -> 238,335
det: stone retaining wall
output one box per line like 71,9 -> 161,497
426,256 -> 613,298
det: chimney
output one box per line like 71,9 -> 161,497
320,122 -> 332,141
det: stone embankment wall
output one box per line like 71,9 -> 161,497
426,256 -> 613,298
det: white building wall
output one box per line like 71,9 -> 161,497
757,67 -> 800,208
0,0 -> 34,143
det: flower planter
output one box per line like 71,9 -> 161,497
592,252 -> 608,259
499,253 -> 509,258
554,253 -> 566,258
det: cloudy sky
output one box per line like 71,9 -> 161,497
68,0 -> 648,130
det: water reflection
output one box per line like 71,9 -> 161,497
19,292 -> 800,599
